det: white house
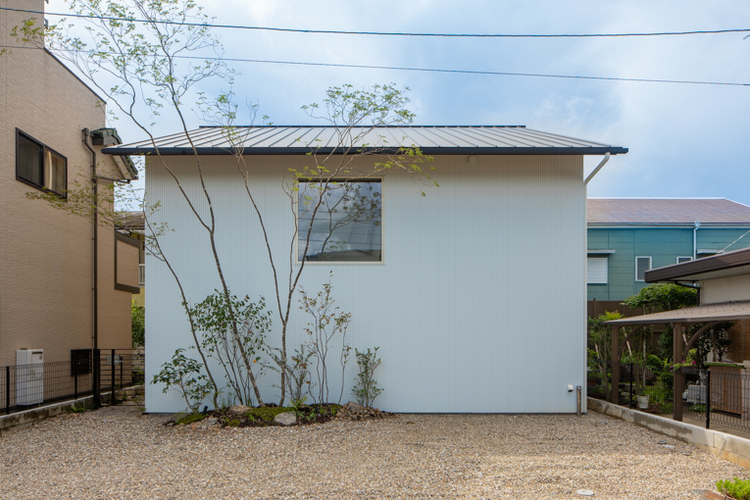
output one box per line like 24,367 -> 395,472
105,125 -> 627,413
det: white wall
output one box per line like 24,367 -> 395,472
701,274 -> 750,305
145,153 -> 586,413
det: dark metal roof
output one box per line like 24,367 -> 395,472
645,247 -> 750,283
116,211 -> 145,231
102,125 -> 628,156
603,300 -> 750,325
588,198 -> 750,226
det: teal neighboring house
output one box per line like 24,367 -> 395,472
587,198 -> 750,309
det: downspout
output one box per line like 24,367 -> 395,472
583,152 -> 611,411
693,221 -> 701,260
584,153 -> 610,185
82,128 -> 98,351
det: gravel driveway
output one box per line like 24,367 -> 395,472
0,405 -> 747,499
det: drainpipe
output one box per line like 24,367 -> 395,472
584,153 -> 611,185
82,128 -> 98,351
693,221 -> 701,260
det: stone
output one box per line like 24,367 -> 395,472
229,405 -> 251,413
347,401 -> 364,411
274,412 -> 297,426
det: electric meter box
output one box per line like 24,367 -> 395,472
16,349 -> 44,405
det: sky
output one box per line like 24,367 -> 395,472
45,0 -> 750,205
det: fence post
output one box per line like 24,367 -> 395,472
629,362 -> 634,408
111,349 -> 116,406
706,368 -> 711,429
93,349 -> 100,408
5,366 -> 9,415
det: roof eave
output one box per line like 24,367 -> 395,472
645,247 -> 750,282
102,146 -> 629,156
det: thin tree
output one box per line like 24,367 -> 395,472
15,1 -> 436,406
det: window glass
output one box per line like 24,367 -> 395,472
46,150 -> 66,195
17,134 -> 43,186
587,257 -> 608,284
16,131 -> 66,196
635,256 -> 652,282
298,180 -> 382,262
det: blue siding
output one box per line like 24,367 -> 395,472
587,227 -> 750,301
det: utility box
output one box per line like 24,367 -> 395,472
16,349 -> 44,405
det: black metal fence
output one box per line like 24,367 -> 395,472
589,361 -> 750,433
0,349 -> 143,414
682,366 -> 750,432
588,361 -> 674,413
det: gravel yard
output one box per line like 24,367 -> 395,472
1,405 -> 748,499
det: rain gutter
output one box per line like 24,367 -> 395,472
584,153 -> 611,185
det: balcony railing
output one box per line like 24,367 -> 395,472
138,264 -> 145,287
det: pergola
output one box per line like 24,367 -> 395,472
603,301 -> 750,420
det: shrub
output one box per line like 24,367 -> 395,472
131,301 -> 145,347
151,349 -> 214,414
352,347 -> 383,407
717,478 -> 750,500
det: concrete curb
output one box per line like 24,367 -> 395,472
588,397 -> 750,470
0,396 -> 95,436
0,385 -> 144,437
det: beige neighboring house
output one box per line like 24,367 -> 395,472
0,0 -> 139,367
119,211 -> 146,307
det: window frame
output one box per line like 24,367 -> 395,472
635,256 -> 652,282
295,178 -> 384,265
15,128 -> 68,197
676,256 -> 693,264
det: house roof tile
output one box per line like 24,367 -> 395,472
587,198 -> 750,226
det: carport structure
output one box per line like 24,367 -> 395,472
602,247 -> 750,421
604,302 -> 750,420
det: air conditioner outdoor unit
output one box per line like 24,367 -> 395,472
16,349 -> 44,405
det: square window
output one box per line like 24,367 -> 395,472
587,257 -> 608,284
635,256 -> 652,282
298,180 -> 382,262
16,130 -> 67,196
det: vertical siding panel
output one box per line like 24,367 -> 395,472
146,154 -> 586,413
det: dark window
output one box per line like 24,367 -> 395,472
16,129 -> 67,196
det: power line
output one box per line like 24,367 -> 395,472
2,6 -> 749,39
214,57 -> 750,88
719,229 -> 750,253
2,43 -> 747,87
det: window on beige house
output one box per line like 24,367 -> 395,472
16,129 -> 67,196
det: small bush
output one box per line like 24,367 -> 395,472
717,478 -> 750,500
352,347 -> 383,407
132,301 -> 145,347
175,412 -> 206,425
69,402 -> 95,414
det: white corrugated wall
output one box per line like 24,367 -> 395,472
145,154 -> 586,413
